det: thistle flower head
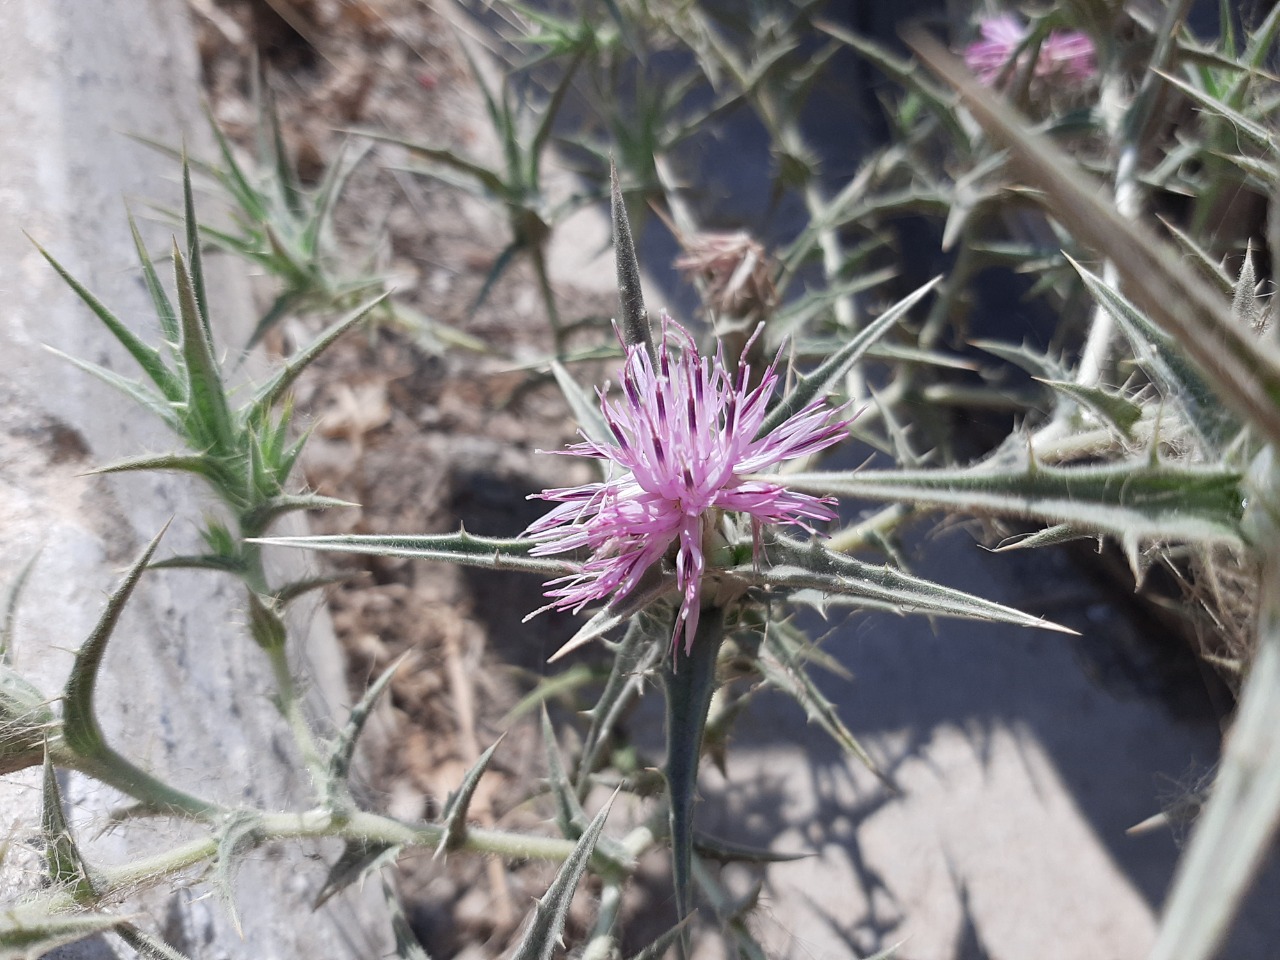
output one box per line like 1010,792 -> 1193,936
964,14 -> 1096,87
525,317 -> 851,655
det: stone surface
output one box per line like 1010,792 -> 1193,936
0,1 -> 389,956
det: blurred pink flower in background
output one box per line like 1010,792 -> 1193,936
525,318 -> 850,655
964,14 -> 1096,86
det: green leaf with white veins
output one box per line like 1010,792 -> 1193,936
251,531 -> 573,578
1069,256 -> 1240,452
778,461 -> 1246,555
738,533 -> 1075,633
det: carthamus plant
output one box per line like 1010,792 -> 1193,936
258,177 -> 1070,956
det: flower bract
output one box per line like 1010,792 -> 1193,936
525,317 -> 851,654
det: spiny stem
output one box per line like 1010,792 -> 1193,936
263,642 -> 327,792
530,241 -> 565,355
66,746 -> 223,821
23,806 -> 588,920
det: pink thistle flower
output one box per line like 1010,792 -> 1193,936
525,317 -> 851,656
964,14 -> 1096,87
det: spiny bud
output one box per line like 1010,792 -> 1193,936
0,666 -> 58,775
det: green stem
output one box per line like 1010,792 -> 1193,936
263,642 -> 327,792
663,606 -> 728,949
581,881 -> 624,960
61,744 -> 223,821
530,242 -> 564,354
18,806 -> 584,920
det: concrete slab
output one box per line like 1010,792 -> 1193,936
0,1 -> 389,956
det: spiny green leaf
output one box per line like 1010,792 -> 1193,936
469,239 -> 526,317
1036,379 -> 1144,440
250,294 -> 387,415
0,665 -> 54,775
742,534 -> 1076,633
815,20 -> 970,148
193,103 -> 263,218
127,212 -> 180,346
536,711 -> 633,872
274,571 -> 361,606
172,242 -> 234,452
88,453 -> 224,484
502,664 -> 599,726
435,737 -> 503,859
242,493 -> 358,533
181,156 -> 212,342
362,129 -> 506,194
1070,256 -> 1239,452
624,918 -> 695,960
261,83 -> 304,217
1232,244 -> 1264,332
43,347 -> 184,434
1213,150 -> 1280,190
243,290 -> 306,354
971,339 -> 1071,382
245,590 -> 287,653
42,750 -> 97,899
1230,2 -> 1280,107
314,839 -> 402,908
63,526 -> 168,759
757,276 -> 940,440
992,523 -> 1095,551
508,791 -> 617,960
1156,216 -> 1235,298
2,550 -> 41,662
251,531 -> 573,577
771,269 -> 898,341
527,46 -> 587,181
33,239 -> 183,403
780,461 -> 1246,553
383,874 -> 433,960
329,653 -> 410,793
1154,69 -> 1274,148
304,140 -> 369,258
147,554 -> 248,576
